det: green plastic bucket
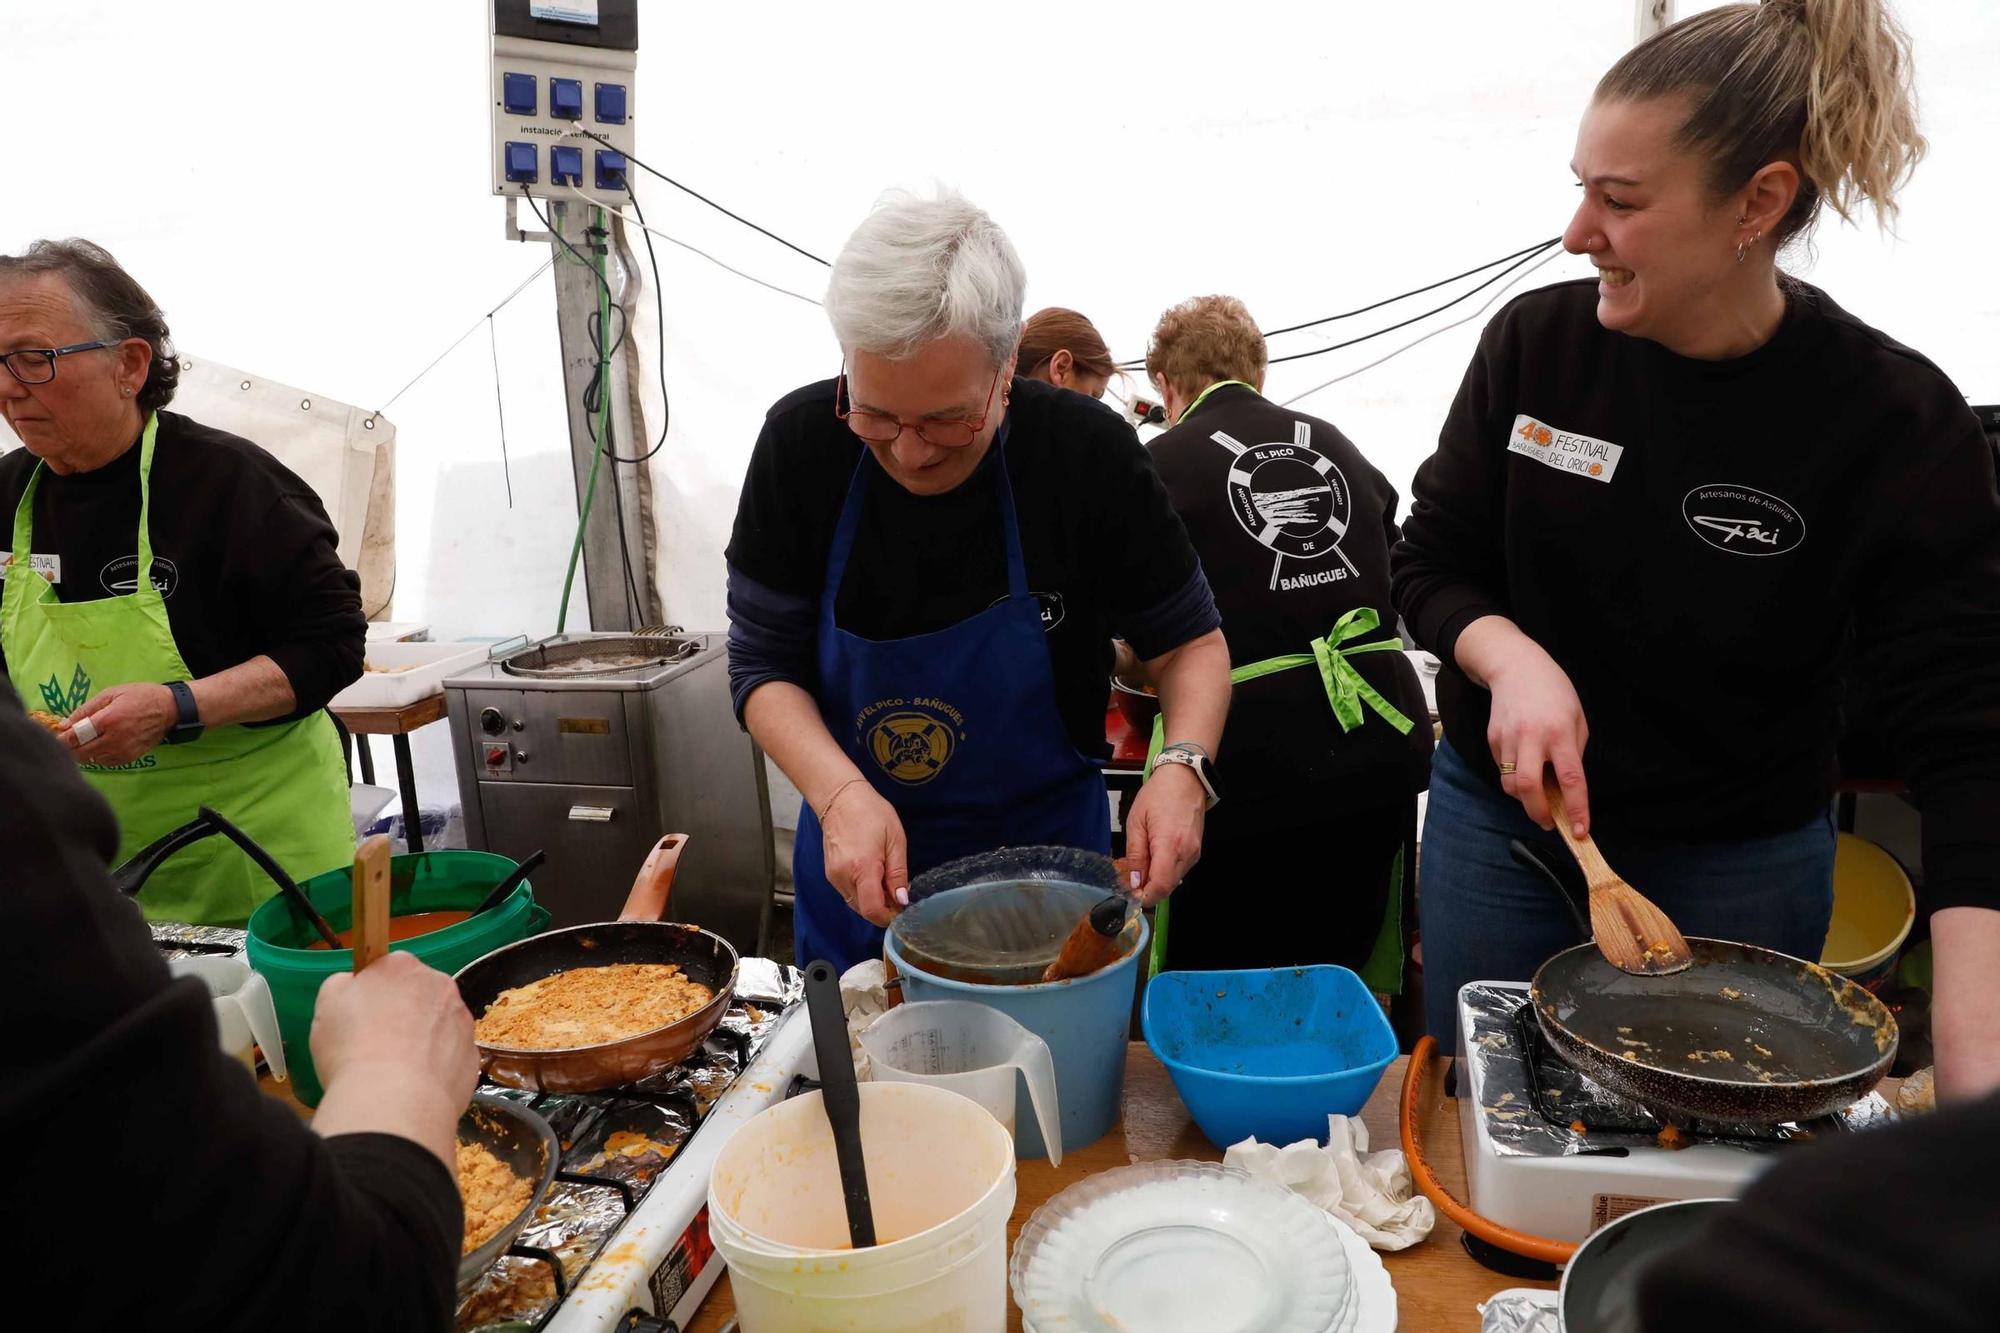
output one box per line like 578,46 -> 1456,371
245,850 -> 550,1105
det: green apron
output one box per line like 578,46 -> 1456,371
1144,606 -> 1416,989
1,412 -> 354,926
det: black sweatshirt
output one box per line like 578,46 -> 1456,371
1392,279 -> 2000,914
0,410 -> 364,720
0,681 -> 461,1331
1148,383 -> 1430,808
1638,1088 -> 2000,1331
725,376 -> 1220,759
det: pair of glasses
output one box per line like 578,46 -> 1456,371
834,360 -> 1005,448
0,340 -> 113,386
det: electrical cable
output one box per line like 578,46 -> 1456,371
1264,240 -> 1561,366
598,182 -> 671,464
1114,236 -> 1562,371
367,256 -> 554,422
567,125 -> 831,267
1278,243 -> 1570,406
1260,238 -> 1559,338
555,180 -> 823,308
527,187 -> 650,623
487,316 -> 513,507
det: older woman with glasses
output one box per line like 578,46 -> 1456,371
0,239 -> 362,926
725,189 -> 1232,972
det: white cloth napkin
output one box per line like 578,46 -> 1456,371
1223,1114 -> 1437,1250
838,959 -> 889,1078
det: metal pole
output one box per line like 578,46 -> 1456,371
1636,0 -> 1674,42
549,199 -> 658,632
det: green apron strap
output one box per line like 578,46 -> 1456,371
1138,606 -> 1413,979
133,413 -> 161,586
1175,379 -> 1260,423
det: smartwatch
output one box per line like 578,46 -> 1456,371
1150,741 -> 1220,810
164,680 -> 204,745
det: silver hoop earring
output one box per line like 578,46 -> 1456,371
1737,229 -> 1764,265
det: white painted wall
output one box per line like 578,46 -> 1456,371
6,0 -> 1995,819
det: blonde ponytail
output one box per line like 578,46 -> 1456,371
1598,0 -> 1927,240
1793,0 -> 1926,226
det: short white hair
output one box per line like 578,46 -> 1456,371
824,188 -> 1026,368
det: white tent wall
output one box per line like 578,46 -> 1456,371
4,2 -> 1995,829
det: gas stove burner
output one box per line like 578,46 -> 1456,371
499,634 -> 702,678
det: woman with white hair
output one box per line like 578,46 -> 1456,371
726,189 -> 1232,972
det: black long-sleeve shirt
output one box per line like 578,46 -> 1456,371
0,681 -> 461,1330
0,409 -> 364,719
1391,279 -> 2000,914
1639,1088 -> 2000,1331
1147,382 -> 1431,809
725,376 -> 1220,758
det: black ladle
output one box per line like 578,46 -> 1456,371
471,849 -> 545,916
115,805 -> 342,948
803,958 -> 876,1248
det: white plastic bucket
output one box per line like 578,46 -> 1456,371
859,1000 -> 1064,1165
708,1081 -> 1016,1332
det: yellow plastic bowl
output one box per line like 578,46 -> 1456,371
1820,833 -> 1915,980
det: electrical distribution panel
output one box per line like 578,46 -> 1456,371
489,0 -> 638,208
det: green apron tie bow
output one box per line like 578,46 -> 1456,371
1144,606 -> 1413,771
1139,608 -> 1415,981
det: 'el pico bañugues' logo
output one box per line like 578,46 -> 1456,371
1208,419 -> 1357,592
857,696 -> 964,784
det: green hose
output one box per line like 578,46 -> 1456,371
555,206 -> 614,633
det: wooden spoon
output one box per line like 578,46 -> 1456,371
350,834 -> 393,972
1542,773 -> 1692,976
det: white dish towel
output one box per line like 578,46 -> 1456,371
1223,1114 -> 1438,1250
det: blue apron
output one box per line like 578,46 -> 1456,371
793,434 -> 1113,971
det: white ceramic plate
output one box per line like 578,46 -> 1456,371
1011,1161 -> 1351,1333
1329,1212 -> 1397,1331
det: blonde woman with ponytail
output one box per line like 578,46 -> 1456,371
1396,0 -> 2000,1110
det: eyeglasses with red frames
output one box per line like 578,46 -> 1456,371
834,360 -> 1005,449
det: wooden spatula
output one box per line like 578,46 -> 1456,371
1043,894 -> 1130,983
1542,773 -> 1692,976
350,834 -> 393,972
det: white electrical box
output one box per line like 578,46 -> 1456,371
489,0 -> 638,209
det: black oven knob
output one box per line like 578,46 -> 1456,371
479,707 -> 505,736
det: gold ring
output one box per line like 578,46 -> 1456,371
1498,761 -> 1517,775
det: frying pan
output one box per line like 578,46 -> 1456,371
455,834 -> 739,1092
457,1093 -> 560,1291
1514,839 -> 1896,1124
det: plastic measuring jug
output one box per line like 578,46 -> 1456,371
859,1000 -> 1064,1166
169,955 -> 288,1079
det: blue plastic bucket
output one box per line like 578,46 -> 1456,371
886,912 -> 1149,1160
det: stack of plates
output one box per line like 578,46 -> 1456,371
1010,1161 -> 1396,1332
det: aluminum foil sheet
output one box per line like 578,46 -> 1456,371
1462,981 -> 1896,1159
455,960 -> 802,1331
1478,1288 -> 1561,1333
150,921 -> 247,961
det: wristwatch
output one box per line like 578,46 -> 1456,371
1150,742 -> 1221,810
164,680 -> 204,745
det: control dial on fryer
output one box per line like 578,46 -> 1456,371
479,707 -> 505,736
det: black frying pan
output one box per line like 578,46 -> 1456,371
1512,840 -> 1896,1124
456,1094 -> 559,1291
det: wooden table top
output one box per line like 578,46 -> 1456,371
331,691 -> 448,735
685,1045 -> 1545,1332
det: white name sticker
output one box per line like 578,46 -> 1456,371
1507,415 -> 1624,484
0,553 -> 59,583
